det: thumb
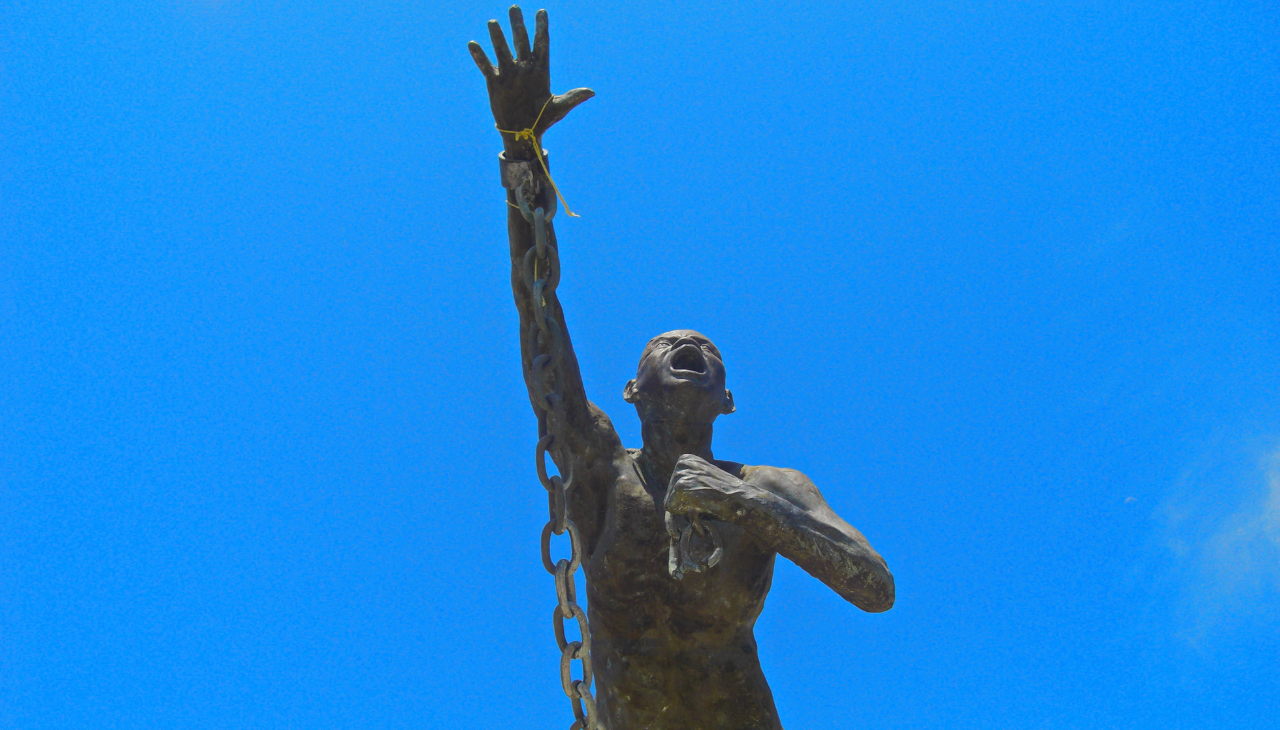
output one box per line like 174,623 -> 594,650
544,87 -> 595,127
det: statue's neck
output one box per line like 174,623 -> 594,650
638,419 -> 714,488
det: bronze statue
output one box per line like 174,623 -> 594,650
469,8 -> 894,729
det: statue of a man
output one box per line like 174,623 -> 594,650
469,8 -> 894,729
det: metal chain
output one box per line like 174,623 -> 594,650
514,181 -> 600,730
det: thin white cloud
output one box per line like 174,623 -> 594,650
1160,439 -> 1280,644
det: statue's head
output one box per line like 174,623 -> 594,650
623,330 -> 735,424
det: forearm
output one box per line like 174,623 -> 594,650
500,156 -> 599,460
510,266 -> 590,420
500,145 -> 557,260
732,491 -> 894,612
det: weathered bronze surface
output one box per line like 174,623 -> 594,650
469,9 -> 894,729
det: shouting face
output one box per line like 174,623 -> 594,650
624,330 -> 735,424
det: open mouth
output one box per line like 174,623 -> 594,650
670,345 -> 707,374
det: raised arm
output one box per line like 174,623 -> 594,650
469,8 -> 621,540
665,455 -> 896,612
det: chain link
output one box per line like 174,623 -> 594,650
517,193 -> 600,730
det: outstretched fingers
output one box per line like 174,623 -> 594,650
467,41 -> 495,77
533,9 -> 549,69
509,6 -> 531,61
487,19 -> 515,72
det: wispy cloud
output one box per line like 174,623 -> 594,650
1159,439 -> 1280,644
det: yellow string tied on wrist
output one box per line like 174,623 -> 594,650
497,97 -> 578,217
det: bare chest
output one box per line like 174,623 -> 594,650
584,456 -> 775,646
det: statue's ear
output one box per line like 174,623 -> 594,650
721,389 -> 736,415
623,379 -> 640,404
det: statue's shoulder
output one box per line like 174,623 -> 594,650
738,463 -> 812,485
737,464 -> 824,508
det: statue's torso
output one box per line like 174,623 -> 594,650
584,450 -> 783,730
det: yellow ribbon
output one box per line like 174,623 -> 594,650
496,97 -> 578,217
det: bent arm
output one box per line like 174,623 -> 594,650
666,456 -> 895,612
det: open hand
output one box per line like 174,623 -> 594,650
468,7 -> 594,146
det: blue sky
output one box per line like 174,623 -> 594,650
3,1 -> 1278,728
